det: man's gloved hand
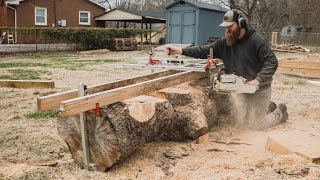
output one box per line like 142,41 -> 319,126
165,45 -> 182,56
247,79 -> 260,86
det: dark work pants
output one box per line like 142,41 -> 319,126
226,87 -> 283,130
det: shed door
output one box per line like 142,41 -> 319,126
170,12 -> 182,43
182,11 -> 195,44
169,11 -> 195,44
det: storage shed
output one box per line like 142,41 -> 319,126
280,25 -> 302,37
165,0 -> 228,45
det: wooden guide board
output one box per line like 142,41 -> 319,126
37,71 -> 177,111
59,71 -> 208,117
0,80 -> 54,89
38,64 -> 223,116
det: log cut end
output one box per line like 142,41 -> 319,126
123,95 -> 166,122
57,114 -> 121,171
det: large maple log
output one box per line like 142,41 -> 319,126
57,79 -> 218,171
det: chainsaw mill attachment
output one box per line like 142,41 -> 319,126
213,68 -> 259,94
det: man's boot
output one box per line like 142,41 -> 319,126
278,103 -> 288,122
268,101 -> 277,113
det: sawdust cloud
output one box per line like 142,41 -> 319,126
228,93 -> 267,130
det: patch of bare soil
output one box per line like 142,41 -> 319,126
0,50 -> 320,179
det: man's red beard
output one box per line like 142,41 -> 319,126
226,27 -> 240,46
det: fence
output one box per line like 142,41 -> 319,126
259,32 -> 320,48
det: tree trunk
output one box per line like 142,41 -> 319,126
57,79 -> 218,171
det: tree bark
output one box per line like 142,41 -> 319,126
57,79 -> 218,171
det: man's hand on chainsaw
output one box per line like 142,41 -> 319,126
247,79 -> 260,86
165,45 -> 182,56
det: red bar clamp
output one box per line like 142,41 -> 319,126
87,103 -> 102,117
203,56 -> 212,70
148,54 -> 161,65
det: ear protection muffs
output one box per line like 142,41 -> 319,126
232,9 -> 247,29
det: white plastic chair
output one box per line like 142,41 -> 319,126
7,34 -> 14,44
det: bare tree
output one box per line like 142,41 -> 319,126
94,0 -> 174,10
1,0 -> 5,6
253,0 -> 289,31
289,0 -> 320,32
213,0 -> 289,31
211,0 -> 258,22
94,0 -> 320,32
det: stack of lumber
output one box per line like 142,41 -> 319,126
108,38 -> 138,51
272,43 -> 311,53
277,57 -> 320,78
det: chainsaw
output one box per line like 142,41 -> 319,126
213,68 -> 259,94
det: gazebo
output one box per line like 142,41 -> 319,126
95,9 -> 166,43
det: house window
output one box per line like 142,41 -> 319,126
287,27 -> 292,34
35,7 -> 47,26
79,11 -> 90,25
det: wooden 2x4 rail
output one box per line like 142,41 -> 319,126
37,70 -> 177,111
37,63 -> 223,117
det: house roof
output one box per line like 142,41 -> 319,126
166,0 -> 228,12
283,25 -> 299,28
6,0 -> 107,10
88,0 -> 108,10
122,9 -> 166,20
95,9 -> 166,23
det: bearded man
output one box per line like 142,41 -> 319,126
166,9 -> 288,130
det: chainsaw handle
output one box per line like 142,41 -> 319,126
217,68 -> 227,81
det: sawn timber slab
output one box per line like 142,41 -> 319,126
265,131 -> 320,164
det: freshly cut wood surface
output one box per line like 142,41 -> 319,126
123,96 -> 166,122
265,131 -> 320,163
58,112 -> 121,171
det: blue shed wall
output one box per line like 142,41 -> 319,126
166,3 -> 198,44
198,9 -> 225,45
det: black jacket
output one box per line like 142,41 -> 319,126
182,30 -> 278,89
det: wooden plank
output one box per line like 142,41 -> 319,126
278,60 -> 320,70
272,48 -> 305,54
306,54 -> 320,60
276,67 -> 320,78
37,71 -> 178,111
0,80 -> 54,89
265,131 -> 320,164
60,71 -> 205,116
60,66 -> 223,117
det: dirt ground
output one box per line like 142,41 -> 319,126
0,49 -> 319,179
